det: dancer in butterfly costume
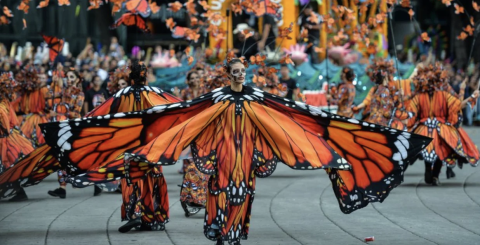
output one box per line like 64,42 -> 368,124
0,73 -> 35,202
11,66 -> 50,147
328,67 -> 356,118
176,70 -> 208,174
36,58 -> 431,245
406,64 -> 479,186
353,59 -> 413,131
46,68 -> 89,198
179,71 -> 210,216
439,76 -> 480,179
0,61 -> 179,233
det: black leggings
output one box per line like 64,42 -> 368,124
425,160 -> 443,178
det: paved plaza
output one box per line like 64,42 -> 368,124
1,128 -> 480,245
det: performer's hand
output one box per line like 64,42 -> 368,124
460,78 -> 468,90
472,90 -> 479,99
352,106 -> 359,113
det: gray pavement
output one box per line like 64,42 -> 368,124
1,128 -> 480,245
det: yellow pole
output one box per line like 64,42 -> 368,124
319,0 -> 329,60
208,0 -> 232,60
369,0 -> 379,19
350,0 -> 358,29
359,3 -> 367,24
277,0 -> 297,49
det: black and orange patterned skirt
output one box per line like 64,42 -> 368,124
121,166 -> 169,231
180,160 -> 209,206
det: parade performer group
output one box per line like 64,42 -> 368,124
2,54 -> 480,244
1,55 -> 430,245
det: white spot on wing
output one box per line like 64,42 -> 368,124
253,91 -> 264,97
244,95 -> 253,100
348,118 -> 359,124
58,126 -> 70,137
57,131 -> 72,148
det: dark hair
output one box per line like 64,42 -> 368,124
305,4 -> 313,9
66,68 -> 81,79
374,70 -> 385,84
92,75 -> 102,82
280,64 -> 289,69
342,67 -> 355,82
186,71 -> 198,81
225,58 -> 244,73
129,59 -> 147,85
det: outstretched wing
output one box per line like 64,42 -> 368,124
125,100 -> 231,166
259,92 -> 431,213
110,13 -> 149,32
86,86 -> 181,117
42,34 -> 64,63
0,145 -> 60,198
40,94 -> 214,175
85,97 -> 115,116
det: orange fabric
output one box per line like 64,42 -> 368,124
0,100 -> 35,173
407,91 -> 466,164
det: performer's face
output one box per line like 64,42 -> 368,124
66,71 -> 78,85
230,63 -> 246,85
38,74 -> 47,87
118,79 -> 128,89
188,72 -> 200,87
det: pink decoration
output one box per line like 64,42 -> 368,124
328,43 -> 358,66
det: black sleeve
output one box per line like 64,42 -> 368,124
104,89 -> 111,99
291,79 -> 298,89
84,91 -> 91,105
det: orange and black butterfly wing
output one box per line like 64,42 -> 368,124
40,95 -> 215,176
457,127 -> 480,167
253,132 -> 277,178
111,13 -> 149,32
42,34 -> 64,63
86,86 -> 180,117
0,145 -> 60,198
0,125 -> 7,138
0,113 -> 7,137
257,91 -> 431,213
85,97 -> 115,116
124,0 -> 151,18
68,155 -> 126,187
